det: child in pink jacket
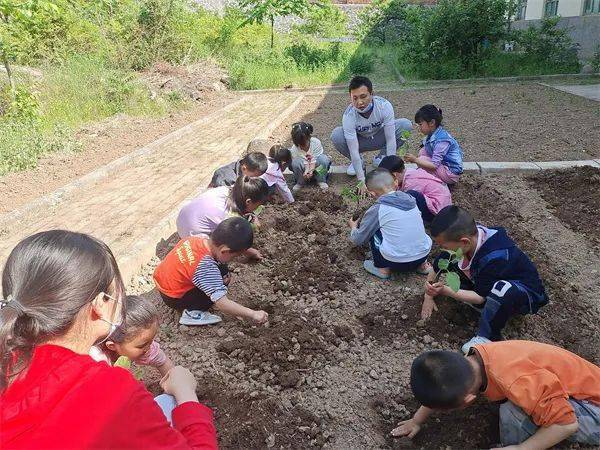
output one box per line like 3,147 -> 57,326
379,155 -> 452,223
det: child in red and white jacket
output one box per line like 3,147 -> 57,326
261,144 -> 295,203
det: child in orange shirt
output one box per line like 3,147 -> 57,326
393,340 -> 600,449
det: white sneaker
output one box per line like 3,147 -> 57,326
346,158 -> 364,176
318,182 -> 329,190
372,154 -> 384,167
179,309 -> 222,326
461,335 -> 492,354
292,184 -> 302,192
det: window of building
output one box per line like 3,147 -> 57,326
515,0 -> 527,20
544,0 -> 559,17
584,0 -> 600,14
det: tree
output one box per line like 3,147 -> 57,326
0,0 -> 59,93
238,0 -> 314,48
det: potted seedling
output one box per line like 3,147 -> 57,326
341,183 -> 362,221
434,248 -> 463,292
396,130 -> 412,157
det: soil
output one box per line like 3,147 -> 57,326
270,83 -> 600,164
129,168 -> 600,449
0,82 -> 237,215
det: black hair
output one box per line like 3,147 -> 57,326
378,155 -> 405,174
240,152 -> 268,175
229,175 -> 269,215
1,230 -> 125,391
109,295 -> 159,344
268,145 -> 292,168
430,206 -> 477,241
291,122 -> 314,148
410,350 -> 475,409
349,76 -> 373,93
415,104 -> 443,127
212,216 -> 254,252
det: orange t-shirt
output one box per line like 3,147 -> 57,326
153,237 -> 212,298
475,340 -> 600,427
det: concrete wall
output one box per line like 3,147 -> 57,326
524,0 -> 586,20
513,14 -> 600,58
274,3 -> 367,34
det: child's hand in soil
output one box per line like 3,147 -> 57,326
252,310 -> 269,324
391,418 -> 421,439
160,366 -> 198,404
404,153 -> 417,163
348,217 -> 359,229
245,247 -> 263,261
357,182 -> 368,199
222,273 -> 232,286
425,281 -> 447,297
421,296 -> 438,320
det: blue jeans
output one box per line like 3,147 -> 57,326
155,394 -> 177,425
370,230 -> 427,272
406,190 -> 435,223
500,399 -> 600,446
331,118 -> 413,159
290,154 -> 331,184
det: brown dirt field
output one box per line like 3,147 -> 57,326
0,90 -> 237,215
130,168 -> 600,449
269,83 -> 600,165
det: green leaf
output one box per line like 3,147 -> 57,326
401,130 -> 411,139
114,356 -> 131,369
437,258 -> 450,270
453,247 -> 464,261
446,271 -> 461,292
314,165 -> 327,176
253,205 -> 264,216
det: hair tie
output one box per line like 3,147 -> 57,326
0,295 -> 25,314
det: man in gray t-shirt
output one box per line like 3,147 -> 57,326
331,76 -> 412,189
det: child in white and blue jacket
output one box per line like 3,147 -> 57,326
405,105 -> 463,185
348,168 -> 432,279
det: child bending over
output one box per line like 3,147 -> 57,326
261,145 -> 294,203
154,217 -> 269,327
378,155 -> 452,223
209,151 -> 268,187
289,122 -> 331,192
423,206 -> 548,353
393,341 -> 600,448
405,105 -> 463,185
348,168 -> 432,279
90,295 -> 174,376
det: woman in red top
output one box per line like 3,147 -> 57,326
0,230 -> 218,449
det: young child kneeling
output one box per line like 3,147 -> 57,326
289,122 -> 331,192
90,295 -> 174,376
348,169 -> 432,279
393,341 -> 600,448
423,206 -> 548,353
209,151 -> 268,187
378,155 -> 452,223
154,217 -> 269,326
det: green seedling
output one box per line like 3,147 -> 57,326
341,183 -> 363,221
396,130 -> 412,157
434,248 -> 463,292
314,165 -> 328,178
253,205 -> 265,216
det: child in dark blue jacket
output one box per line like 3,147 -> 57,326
422,205 -> 548,354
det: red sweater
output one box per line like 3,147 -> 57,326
0,345 -> 218,449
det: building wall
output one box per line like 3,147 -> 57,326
524,0 -> 587,20
524,0 -> 545,20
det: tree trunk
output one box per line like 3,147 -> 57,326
270,14 -> 274,49
2,54 -> 15,95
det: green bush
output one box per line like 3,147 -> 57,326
284,41 -> 345,70
295,0 -> 348,38
346,49 -> 376,75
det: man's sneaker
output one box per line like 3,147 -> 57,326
346,158 -> 364,176
372,154 -> 384,167
318,182 -> 329,190
292,184 -> 302,192
461,335 -> 492,354
179,309 -> 222,326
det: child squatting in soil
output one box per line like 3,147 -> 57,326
404,105 -> 464,185
422,206 -> 548,354
177,175 -> 269,260
378,155 -> 452,224
154,217 -> 269,327
393,341 -> 600,448
348,168 -> 432,279
289,121 -> 331,192
209,150 -> 268,188
261,145 -> 295,203
90,294 -> 174,376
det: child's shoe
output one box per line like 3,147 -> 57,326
179,309 -> 222,326
292,184 -> 302,193
318,182 -> 329,190
372,154 -> 384,167
461,335 -> 492,354
363,260 -> 391,280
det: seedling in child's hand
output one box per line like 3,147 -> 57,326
434,248 -> 463,292
396,130 -> 412,157
314,165 -> 328,177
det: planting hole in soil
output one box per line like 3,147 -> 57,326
132,170 -> 600,449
